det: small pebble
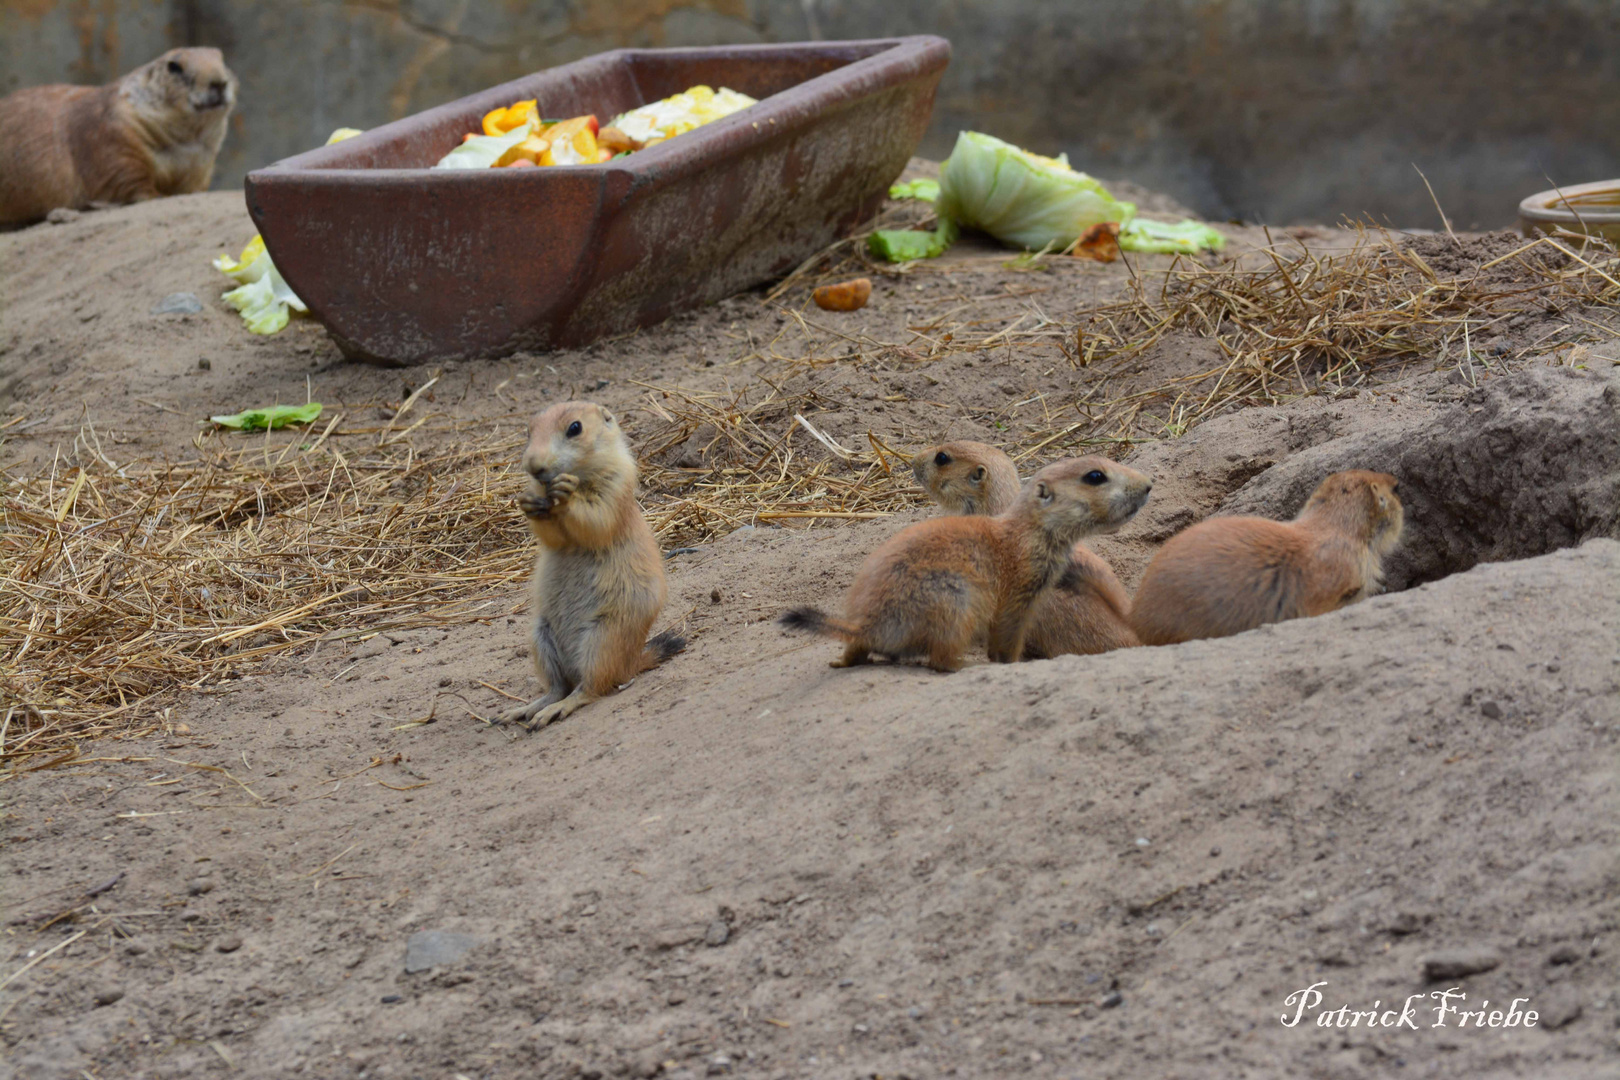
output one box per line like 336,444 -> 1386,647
197,358 -> 211,371
1423,947 -> 1500,981
1099,992 -> 1123,1009
46,207 -> 81,224
380,994 -> 403,1004
1479,700 -> 1503,720
838,978 -> 855,988
123,941 -> 149,956
1539,989 -> 1583,1030
1134,837 -> 1150,847
703,920 -> 729,947
1209,846 -> 1221,857
186,877 -> 215,896
93,987 -> 124,1007
1548,944 -> 1582,965
152,292 -> 203,316
666,991 -> 686,1006
215,935 -> 242,953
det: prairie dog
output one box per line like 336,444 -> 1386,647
910,441 -> 1023,516
0,48 -> 236,227
913,440 -> 1140,657
1130,470 -> 1404,646
502,401 -> 684,730
781,457 -> 1153,671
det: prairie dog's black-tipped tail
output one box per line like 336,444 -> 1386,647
779,606 -> 859,640
639,628 -> 687,672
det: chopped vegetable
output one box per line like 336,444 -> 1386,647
889,179 -> 940,202
611,86 -> 757,148
1120,218 -> 1227,254
937,131 -> 1136,252
482,99 -> 537,137
209,402 -> 323,431
813,278 -> 873,312
1073,222 -> 1121,262
214,235 -> 307,335
867,218 -> 959,263
435,122 -> 536,169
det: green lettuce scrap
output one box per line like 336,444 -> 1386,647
210,402 -> 324,431
868,217 -> 960,263
937,131 -> 1136,252
1120,218 -> 1227,254
432,120 -> 535,169
889,178 -> 940,202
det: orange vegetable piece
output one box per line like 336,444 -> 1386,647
538,116 -> 601,166
505,159 -> 537,169
813,277 -> 873,312
1072,222 -> 1121,262
598,126 -> 643,154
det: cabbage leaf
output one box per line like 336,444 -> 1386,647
210,402 -> 323,431
937,131 -> 1135,252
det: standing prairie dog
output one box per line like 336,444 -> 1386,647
502,401 -> 685,730
912,441 -> 1140,657
781,457 -> 1153,671
0,48 -> 236,227
1130,470 -> 1404,645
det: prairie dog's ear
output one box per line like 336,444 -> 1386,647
970,465 -> 986,483
601,409 -> 616,426
1035,480 -> 1053,504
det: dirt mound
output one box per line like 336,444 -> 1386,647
3,190 -> 1619,1080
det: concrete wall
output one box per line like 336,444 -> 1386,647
3,0 -> 1617,227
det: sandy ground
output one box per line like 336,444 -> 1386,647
1,184 -> 1618,1080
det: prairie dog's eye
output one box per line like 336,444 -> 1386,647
1082,470 -> 1108,486
933,451 -> 951,467
566,420 -> 583,438
970,466 -> 986,482
167,60 -> 184,75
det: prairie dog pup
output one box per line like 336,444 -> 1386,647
781,457 -> 1153,671
0,48 -> 236,227
502,401 -> 684,730
1130,470 -> 1404,646
913,441 -> 1140,657
910,441 -> 1023,516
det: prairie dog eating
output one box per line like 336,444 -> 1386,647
0,48 -> 237,227
913,440 -> 1140,657
502,401 -> 684,730
1130,470 -> 1404,645
782,457 -> 1153,671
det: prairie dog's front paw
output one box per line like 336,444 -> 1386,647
518,489 -> 552,519
547,473 -> 579,501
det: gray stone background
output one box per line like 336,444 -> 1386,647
2,0 -> 1616,227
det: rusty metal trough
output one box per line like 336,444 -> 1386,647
244,37 -> 950,366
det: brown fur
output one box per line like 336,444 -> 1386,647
913,441 -> 1141,657
782,457 -> 1153,672
1130,470 -> 1405,646
500,401 -> 684,730
910,441 -> 1023,516
0,48 -> 236,227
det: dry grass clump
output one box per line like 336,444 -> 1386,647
634,379 -> 925,540
0,393 -> 916,767
1062,227 -> 1619,440
0,418 -> 534,768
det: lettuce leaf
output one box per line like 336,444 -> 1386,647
1120,218 -> 1227,254
433,120 -> 535,169
868,218 -> 960,263
889,179 -> 940,202
936,131 -> 1135,252
214,235 -> 308,335
210,402 -> 323,431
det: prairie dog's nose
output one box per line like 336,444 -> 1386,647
528,464 -> 552,484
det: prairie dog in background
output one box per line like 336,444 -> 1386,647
782,457 -> 1153,671
0,48 -> 236,227
913,441 -> 1141,657
502,401 -> 684,731
1130,470 -> 1404,645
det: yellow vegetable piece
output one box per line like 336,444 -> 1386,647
481,99 -> 537,137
